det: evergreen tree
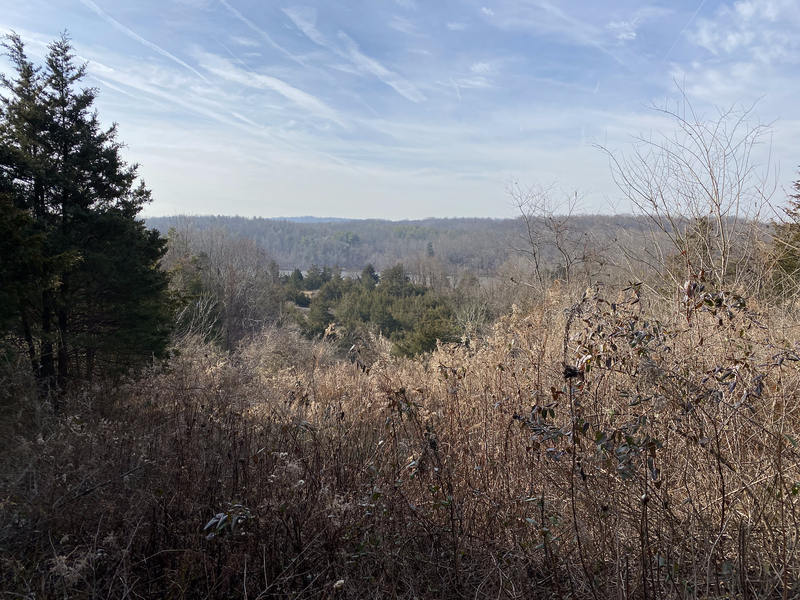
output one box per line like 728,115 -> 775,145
287,267 -> 304,289
772,170 -> 800,300
361,264 -> 379,289
0,33 -> 172,401
0,194 -> 44,333
392,303 -> 455,357
304,264 -> 324,290
379,264 -> 425,298
379,264 -> 409,297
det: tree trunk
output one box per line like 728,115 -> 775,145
57,301 -> 69,394
21,310 -> 39,375
40,290 -> 58,410
86,347 -> 95,381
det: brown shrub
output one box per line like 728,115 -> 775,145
2,281 -> 800,598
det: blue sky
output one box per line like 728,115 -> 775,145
2,0 -> 800,219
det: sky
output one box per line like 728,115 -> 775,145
2,0 -> 800,219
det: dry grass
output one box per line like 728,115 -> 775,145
2,282 -> 800,599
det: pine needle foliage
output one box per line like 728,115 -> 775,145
0,33 -> 172,401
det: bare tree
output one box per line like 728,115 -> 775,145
195,229 -> 283,350
595,94 -> 776,294
406,252 -> 450,292
164,220 -> 283,350
505,180 -> 602,295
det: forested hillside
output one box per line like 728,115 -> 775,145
146,213 -> 656,274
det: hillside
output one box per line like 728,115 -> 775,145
146,214 -> 656,275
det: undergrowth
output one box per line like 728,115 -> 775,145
2,280 -> 800,599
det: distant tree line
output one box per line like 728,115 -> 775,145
147,214 -> 518,274
145,213 -> 669,283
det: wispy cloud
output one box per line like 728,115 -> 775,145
328,62 -> 361,75
282,6 -> 327,46
196,50 -> 346,126
606,7 -> 671,43
395,0 -> 417,9
219,0 -> 307,66
690,0 -> 800,62
538,2 -> 622,62
87,55 -> 356,174
337,33 -> 427,102
88,76 -> 137,98
230,35 -> 259,47
669,0 -> 800,104
87,59 -> 239,126
389,16 -> 420,36
283,6 -> 426,103
455,76 -> 492,89
447,21 -> 467,31
448,79 -> 461,100
490,2 -> 628,68
482,7 -> 494,17
230,111 -> 261,127
77,0 -> 210,83
437,73 -> 493,101
657,0 -> 706,71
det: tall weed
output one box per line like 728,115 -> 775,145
2,280 -> 799,598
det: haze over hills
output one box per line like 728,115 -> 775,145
146,213 -> 660,280
277,216 -> 355,224
146,214 -> 514,273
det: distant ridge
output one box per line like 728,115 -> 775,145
143,213 -> 655,273
276,216 -> 355,223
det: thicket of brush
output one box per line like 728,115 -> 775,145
3,275 -> 799,599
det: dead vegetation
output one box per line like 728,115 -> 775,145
2,276 -> 800,599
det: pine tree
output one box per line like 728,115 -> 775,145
772,171 -> 800,301
0,33 -> 172,402
360,264 -> 379,289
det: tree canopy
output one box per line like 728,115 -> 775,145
0,33 -> 172,403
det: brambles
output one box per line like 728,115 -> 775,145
2,277 -> 800,598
